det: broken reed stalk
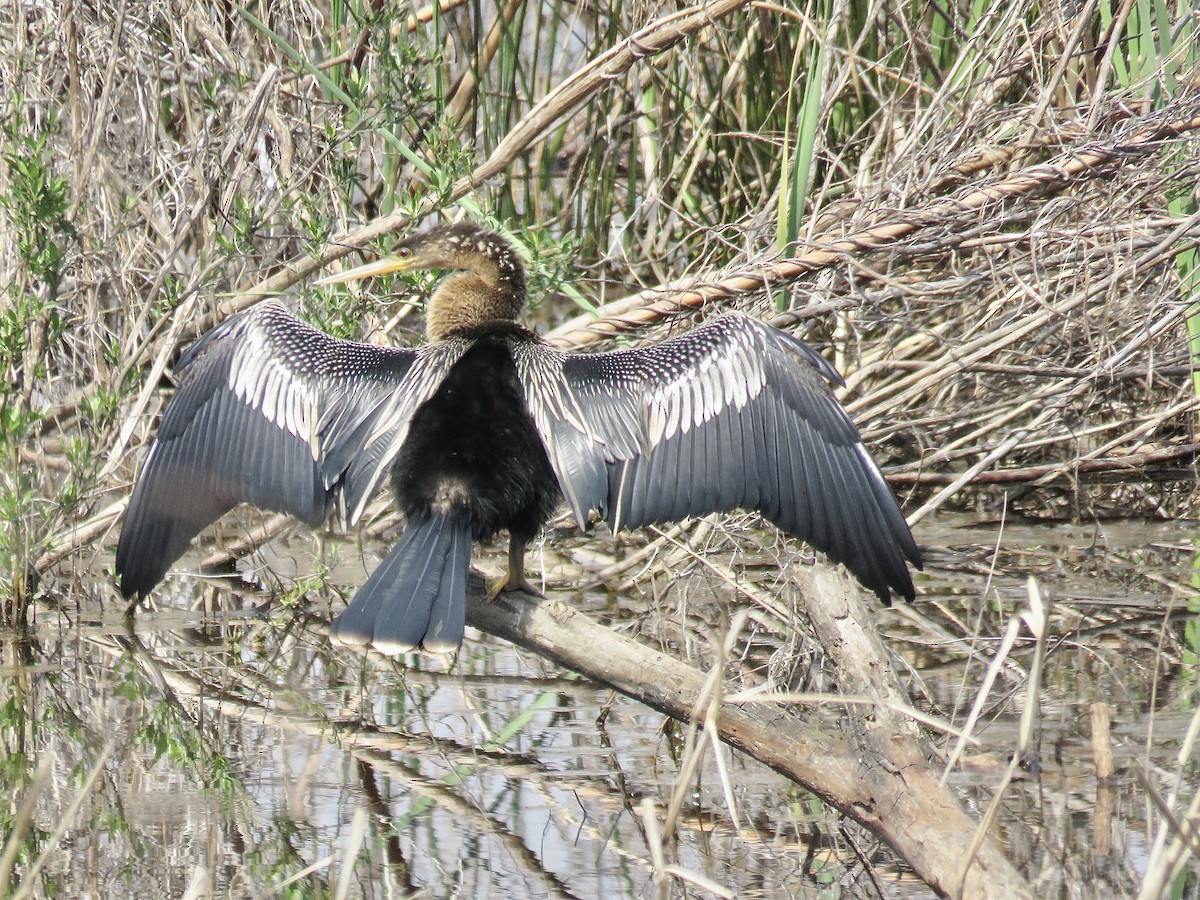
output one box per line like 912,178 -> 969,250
546,107 -> 1200,348
468,573 -> 1031,899
1089,705 -> 1113,783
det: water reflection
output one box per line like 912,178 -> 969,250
2,513 -> 1198,897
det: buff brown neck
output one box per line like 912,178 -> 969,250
426,264 -> 526,341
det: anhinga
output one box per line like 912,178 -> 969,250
116,222 -> 921,653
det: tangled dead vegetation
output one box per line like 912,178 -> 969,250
3,0 -> 1200,896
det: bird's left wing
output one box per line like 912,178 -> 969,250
117,301 -> 468,597
514,313 -> 920,603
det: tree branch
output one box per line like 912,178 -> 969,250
467,567 -> 1031,899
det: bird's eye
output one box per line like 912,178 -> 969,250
397,248 -> 412,260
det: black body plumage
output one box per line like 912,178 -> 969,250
116,221 -> 922,655
389,328 -> 559,544
330,329 -> 560,651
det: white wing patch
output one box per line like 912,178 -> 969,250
644,331 -> 766,447
228,320 -> 323,457
213,305 -> 471,515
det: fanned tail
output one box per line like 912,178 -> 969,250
331,514 -> 471,654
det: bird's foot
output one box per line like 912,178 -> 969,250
485,571 -> 544,602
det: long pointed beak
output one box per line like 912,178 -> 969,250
315,255 -> 414,285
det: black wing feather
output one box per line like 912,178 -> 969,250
516,313 -> 921,603
117,301 -> 467,598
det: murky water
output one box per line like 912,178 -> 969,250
4,513 -> 1199,897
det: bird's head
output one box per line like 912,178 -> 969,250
317,222 -> 528,340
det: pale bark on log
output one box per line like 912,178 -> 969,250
466,568 -> 1031,899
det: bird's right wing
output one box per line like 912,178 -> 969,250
515,314 -> 920,603
116,301 -> 468,597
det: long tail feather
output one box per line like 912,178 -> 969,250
330,514 -> 471,654
420,524 -> 471,652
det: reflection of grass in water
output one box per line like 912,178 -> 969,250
0,542 -> 1194,896
0,749 -> 112,899
0,638 -> 120,899
0,636 -> 254,896
1187,546 -> 1200,682
0,695 -> 53,897
0,645 -> 57,896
